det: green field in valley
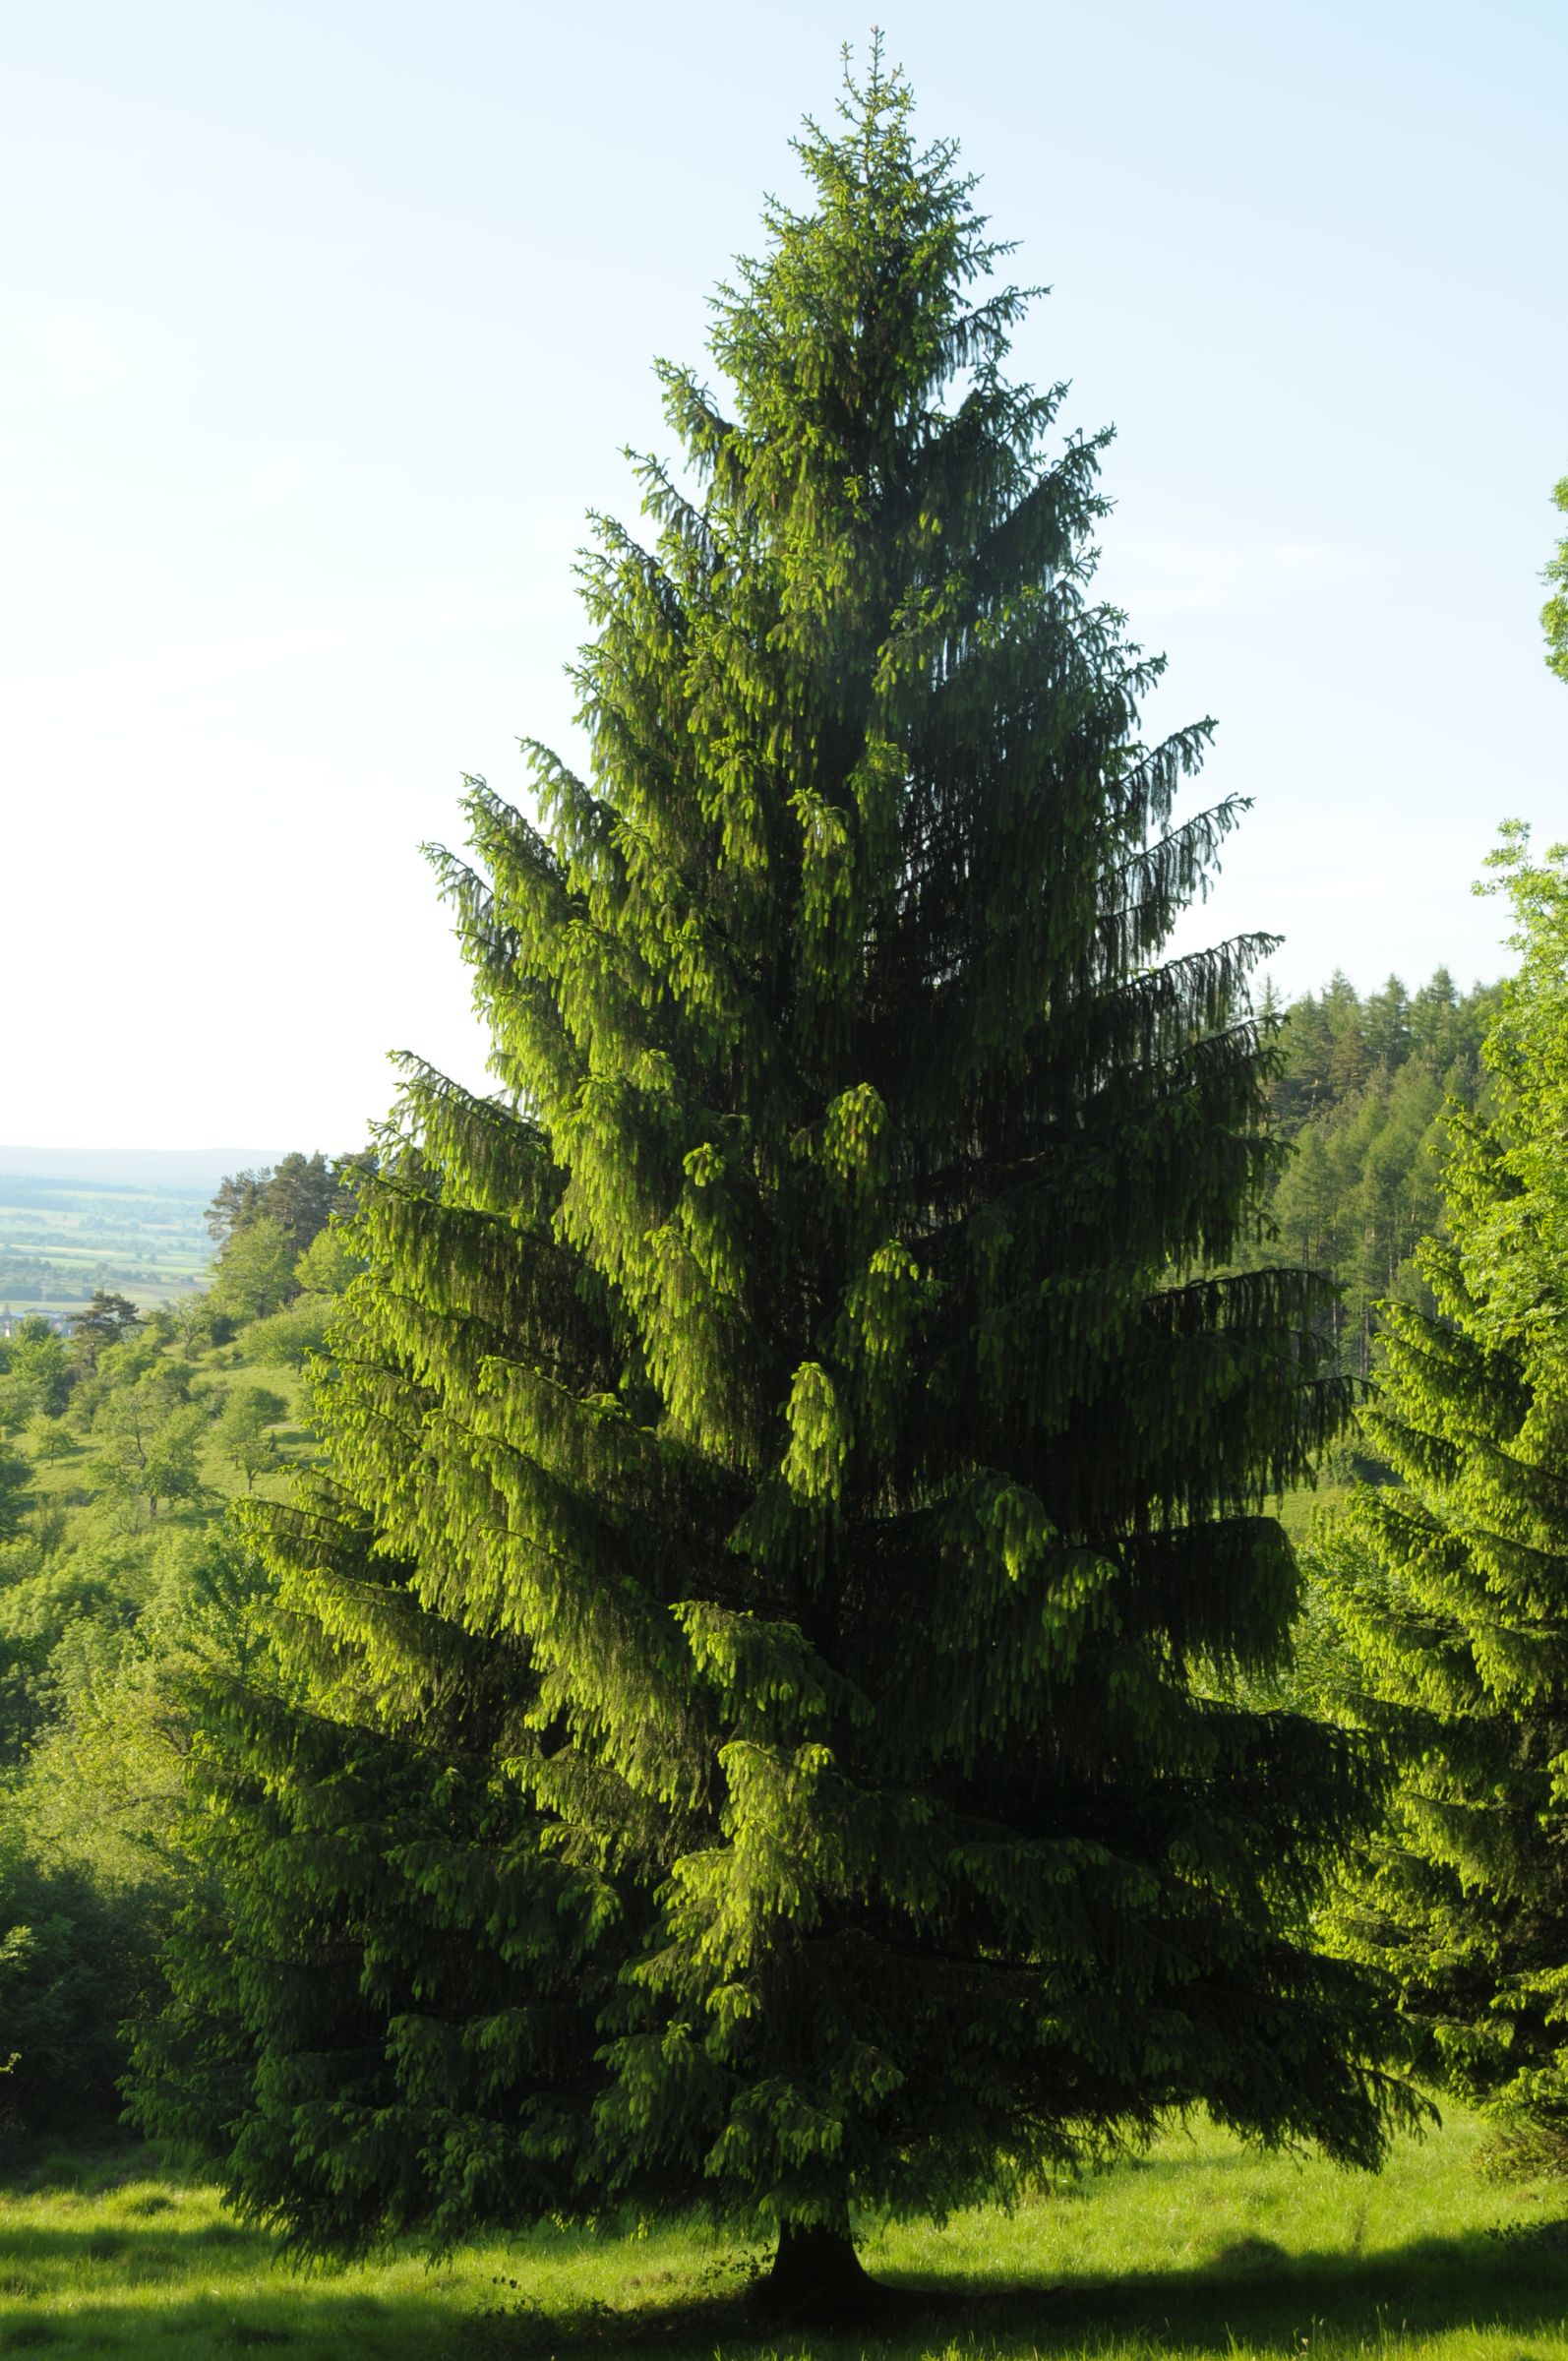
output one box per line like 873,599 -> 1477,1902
1,2106 -> 1565,2361
0,1166 -> 220,1319
0,1149 -> 287,1319
0,1176 -> 211,1316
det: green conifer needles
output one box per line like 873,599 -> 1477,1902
136,54 -> 1415,2278
1319,831 -> 1568,2167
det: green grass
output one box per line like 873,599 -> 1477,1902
1276,1482 -> 1356,1548
2,2106 -> 1566,2360
191,1358 -> 311,1504
21,1357 -> 312,1518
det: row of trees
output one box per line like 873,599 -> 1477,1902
201,1152 -> 369,1327
1251,970 -> 1494,1376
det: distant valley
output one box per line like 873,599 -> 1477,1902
0,1147 -> 284,1320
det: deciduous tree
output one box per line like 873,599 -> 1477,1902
0,1318 -> 70,1430
1542,477 -> 1568,684
210,1217 -> 296,1324
87,1376 -> 208,1522
291,1225 -> 362,1298
214,1386 -> 286,1492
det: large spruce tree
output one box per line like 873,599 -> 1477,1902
135,54 -> 1415,2299
1318,826 -> 1568,2166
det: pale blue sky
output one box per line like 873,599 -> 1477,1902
2,0 -> 1564,1149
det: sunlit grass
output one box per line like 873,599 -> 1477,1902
1276,1479 -> 1355,1546
1,2106 -> 1564,2359
192,1356 -> 311,1503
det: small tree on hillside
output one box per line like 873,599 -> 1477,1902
5,1318 -> 71,1423
169,1293 -> 217,1359
88,1377 -> 208,1524
1318,826 -> 1568,2167
23,1414 -> 74,1468
70,1291 -> 142,1367
215,1386 -> 286,1492
291,1225 -> 362,1298
136,54 -> 1416,2302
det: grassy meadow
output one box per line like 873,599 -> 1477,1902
22,1343 -> 313,1514
1,2105 -> 1565,2361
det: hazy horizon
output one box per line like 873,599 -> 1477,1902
0,1145 -> 295,1185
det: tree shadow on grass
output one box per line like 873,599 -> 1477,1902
6,2210 -> 1568,2361
456,2221 -> 1568,2361
954,2224 -> 1568,2355
0,2217 -> 454,2358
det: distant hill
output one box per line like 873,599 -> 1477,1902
0,1147 -> 286,1192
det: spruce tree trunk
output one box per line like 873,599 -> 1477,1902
763,2218 -> 873,2314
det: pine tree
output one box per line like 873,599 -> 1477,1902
134,52 -> 1416,2300
1317,826 -> 1568,2167
1255,970 -> 1495,1380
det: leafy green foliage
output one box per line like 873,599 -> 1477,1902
0,1440 -> 29,1542
291,1224 -> 363,1297
0,1842 -> 150,2137
1314,827 -> 1568,2164
0,1522 -> 268,2138
86,1375 -> 209,1523
235,1297 -> 332,1367
203,1155 -> 371,1325
0,1163 -> 331,2138
1542,476 -> 1568,685
136,55 -> 1417,2276
0,1319 -> 71,1430
209,1215 -> 297,1322
213,1386 -> 287,1490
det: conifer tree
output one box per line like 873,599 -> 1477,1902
1318,826 -> 1568,2166
135,52 -> 1415,2300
